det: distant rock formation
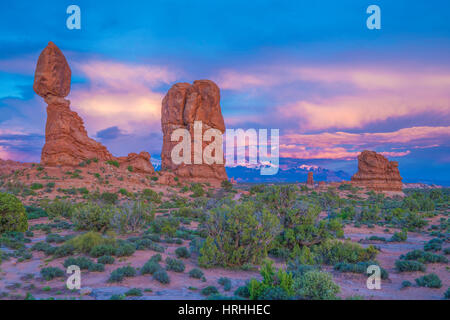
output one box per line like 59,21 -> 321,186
306,172 -> 314,187
161,80 -> 228,184
351,150 -> 402,191
34,42 -> 154,174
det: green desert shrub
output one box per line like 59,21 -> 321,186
72,202 -> 116,232
313,240 -> 378,265
97,255 -> 115,264
90,244 -> 116,257
218,277 -> 232,291
125,288 -> 142,297
389,229 -> 408,242
400,250 -> 448,264
53,243 -> 76,258
273,201 -> 344,257
234,286 -> 250,298
30,183 -> 43,190
40,267 -> 64,281
221,180 -> 233,192
67,231 -> 116,254
141,260 -> 161,275
294,270 -> 340,300
25,206 -> 48,219
424,238 -> 443,252
201,286 -> 219,296
149,216 -> 180,236
401,280 -> 412,288
141,254 -> 163,275
142,189 -> 162,203
188,268 -> 204,279
42,199 -> 73,219
153,269 -> 170,284
165,257 -> 185,272
199,201 -> 280,268
248,260 -> 295,300
415,273 -> 442,288
106,160 -> 120,168
175,247 -> 191,259
175,207 -> 204,219
0,192 -> 28,233
190,183 -> 205,198
63,256 -> 104,272
111,201 -> 154,233
100,192 -> 118,205
334,261 -> 389,279
395,260 -> 426,272
444,287 -> 450,299
108,266 -> 136,282
114,241 -> 136,257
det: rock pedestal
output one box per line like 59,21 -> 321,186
306,172 -> 314,187
34,42 -> 154,174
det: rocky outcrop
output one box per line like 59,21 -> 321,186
34,42 -> 154,174
161,80 -> 227,184
117,152 -> 154,174
306,172 -> 314,186
351,150 -> 402,191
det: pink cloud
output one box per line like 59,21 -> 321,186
69,60 -> 178,136
216,64 -> 450,131
278,126 -> 449,160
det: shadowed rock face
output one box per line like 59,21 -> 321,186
34,42 -> 154,174
351,150 -> 403,191
161,80 -> 227,184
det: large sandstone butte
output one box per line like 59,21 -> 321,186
34,42 -> 154,174
351,150 -> 402,191
161,80 -> 228,184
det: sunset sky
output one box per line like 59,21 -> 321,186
0,1 -> 449,184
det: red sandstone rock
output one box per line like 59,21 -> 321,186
33,42 -> 71,98
41,95 -> 114,166
34,42 -> 154,174
117,152 -> 155,174
306,172 -> 314,186
351,150 -> 402,191
161,80 -> 227,184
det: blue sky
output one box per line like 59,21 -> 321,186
0,1 -> 449,184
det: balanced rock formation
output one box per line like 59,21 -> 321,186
161,80 -> 228,184
306,172 -> 314,187
351,150 -> 402,191
34,42 -> 154,174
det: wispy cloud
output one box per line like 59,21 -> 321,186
70,60 -> 178,136
280,126 -> 449,159
217,64 -> 450,131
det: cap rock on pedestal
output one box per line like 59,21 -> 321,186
33,42 -> 155,175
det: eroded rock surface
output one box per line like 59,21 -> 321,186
34,42 -> 154,174
161,80 -> 227,184
351,150 -> 403,191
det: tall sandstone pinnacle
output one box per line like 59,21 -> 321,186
351,150 -> 403,192
161,80 -> 228,184
33,42 -> 154,174
306,172 -> 314,187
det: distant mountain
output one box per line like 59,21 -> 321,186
226,158 -> 351,183
151,156 -> 161,171
151,155 -> 351,183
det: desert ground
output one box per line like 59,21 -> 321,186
0,161 -> 448,300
